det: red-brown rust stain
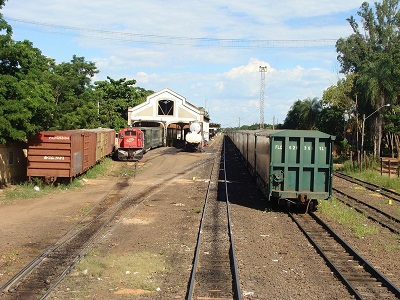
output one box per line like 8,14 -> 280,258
114,288 -> 153,295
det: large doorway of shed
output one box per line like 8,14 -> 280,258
167,123 -> 187,147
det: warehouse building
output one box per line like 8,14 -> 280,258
127,88 -> 209,147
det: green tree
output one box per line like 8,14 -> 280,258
283,97 -> 322,130
0,15 -> 55,143
50,55 -> 99,130
322,74 -> 357,147
94,77 -> 139,130
317,106 -> 345,139
336,0 -> 400,156
0,4 -> 155,141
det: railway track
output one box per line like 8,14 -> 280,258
187,136 -> 242,300
0,154 -> 216,300
290,211 -> 400,300
334,171 -> 400,203
333,172 -> 400,234
333,187 -> 400,234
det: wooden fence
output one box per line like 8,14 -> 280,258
380,157 -> 400,177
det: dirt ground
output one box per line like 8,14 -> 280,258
0,135 -> 399,299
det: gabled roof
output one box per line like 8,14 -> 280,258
128,88 -> 203,123
132,88 -> 199,112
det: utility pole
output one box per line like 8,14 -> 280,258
259,66 -> 267,129
361,103 -> 390,156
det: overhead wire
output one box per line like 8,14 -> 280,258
4,16 -> 337,127
5,16 -> 337,49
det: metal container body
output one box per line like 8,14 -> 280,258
228,129 -> 335,204
255,133 -> 272,186
141,127 -> 164,151
27,128 -> 115,181
266,130 -> 334,201
27,130 -> 85,179
239,133 -> 247,158
247,134 -> 256,171
85,128 -> 116,161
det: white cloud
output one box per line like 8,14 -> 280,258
2,0 -> 370,127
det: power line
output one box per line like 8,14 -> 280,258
5,17 -> 337,49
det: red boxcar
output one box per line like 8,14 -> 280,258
27,129 -> 115,182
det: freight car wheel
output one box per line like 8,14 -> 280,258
307,200 -> 318,212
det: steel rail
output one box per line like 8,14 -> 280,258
2,184 -> 135,296
334,171 -> 400,203
186,149 -> 218,299
0,178 -> 128,293
290,211 -> 400,299
2,156 -> 216,299
333,187 -> 400,234
223,136 -> 243,300
186,136 -> 242,300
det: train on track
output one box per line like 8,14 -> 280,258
116,126 -> 164,161
227,129 -> 335,210
27,128 -> 116,183
26,122 -> 206,182
185,121 -> 203,152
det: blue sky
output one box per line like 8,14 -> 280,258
2,1 -> 374,127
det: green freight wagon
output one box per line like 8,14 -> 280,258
228,130 -> 335,209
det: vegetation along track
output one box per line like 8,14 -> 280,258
0,154 -> 216,300
333,172 -> 400,234
290,211 -> 400,299
334,171 -> 400,203
187,136 -> 242,300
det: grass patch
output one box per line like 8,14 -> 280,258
347,170 -> 400,192
318,198 -> 379,239
1,250 -> 21,267
336,160 -> 400,193
0,182 -> 53,204
73,250 -> 168,293
192,207 -> 202,214
385,237 -> 400,251
111,162 -> 140,178
83,158 -> 114,179
0,158 -> 114,205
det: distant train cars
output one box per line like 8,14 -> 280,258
116,127 -> 164,161
227,129 -> 335,210
27,128 -> 115,183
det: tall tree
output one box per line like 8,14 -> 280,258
94,77 -> 137,129
50,55 -> 99,130
317,106 -> 345,139
322,74 -> 357,146
94,77 -> 153,130
283,97 -> 322,130
336,0 -> 400,156
0,16 -> 55,143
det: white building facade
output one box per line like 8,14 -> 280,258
127,89 -> 209,147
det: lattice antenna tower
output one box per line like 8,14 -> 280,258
259,66 -> 267,129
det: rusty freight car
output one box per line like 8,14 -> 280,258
27,129 -> 115,183
85,128 -> 116,161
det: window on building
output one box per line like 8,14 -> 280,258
8,151 -> 14,165
158,100 -> 174,116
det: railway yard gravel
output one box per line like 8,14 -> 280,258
0,135 -> 399,299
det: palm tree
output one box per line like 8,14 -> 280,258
357,53 -> 394,156
283,98 -> 322,130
